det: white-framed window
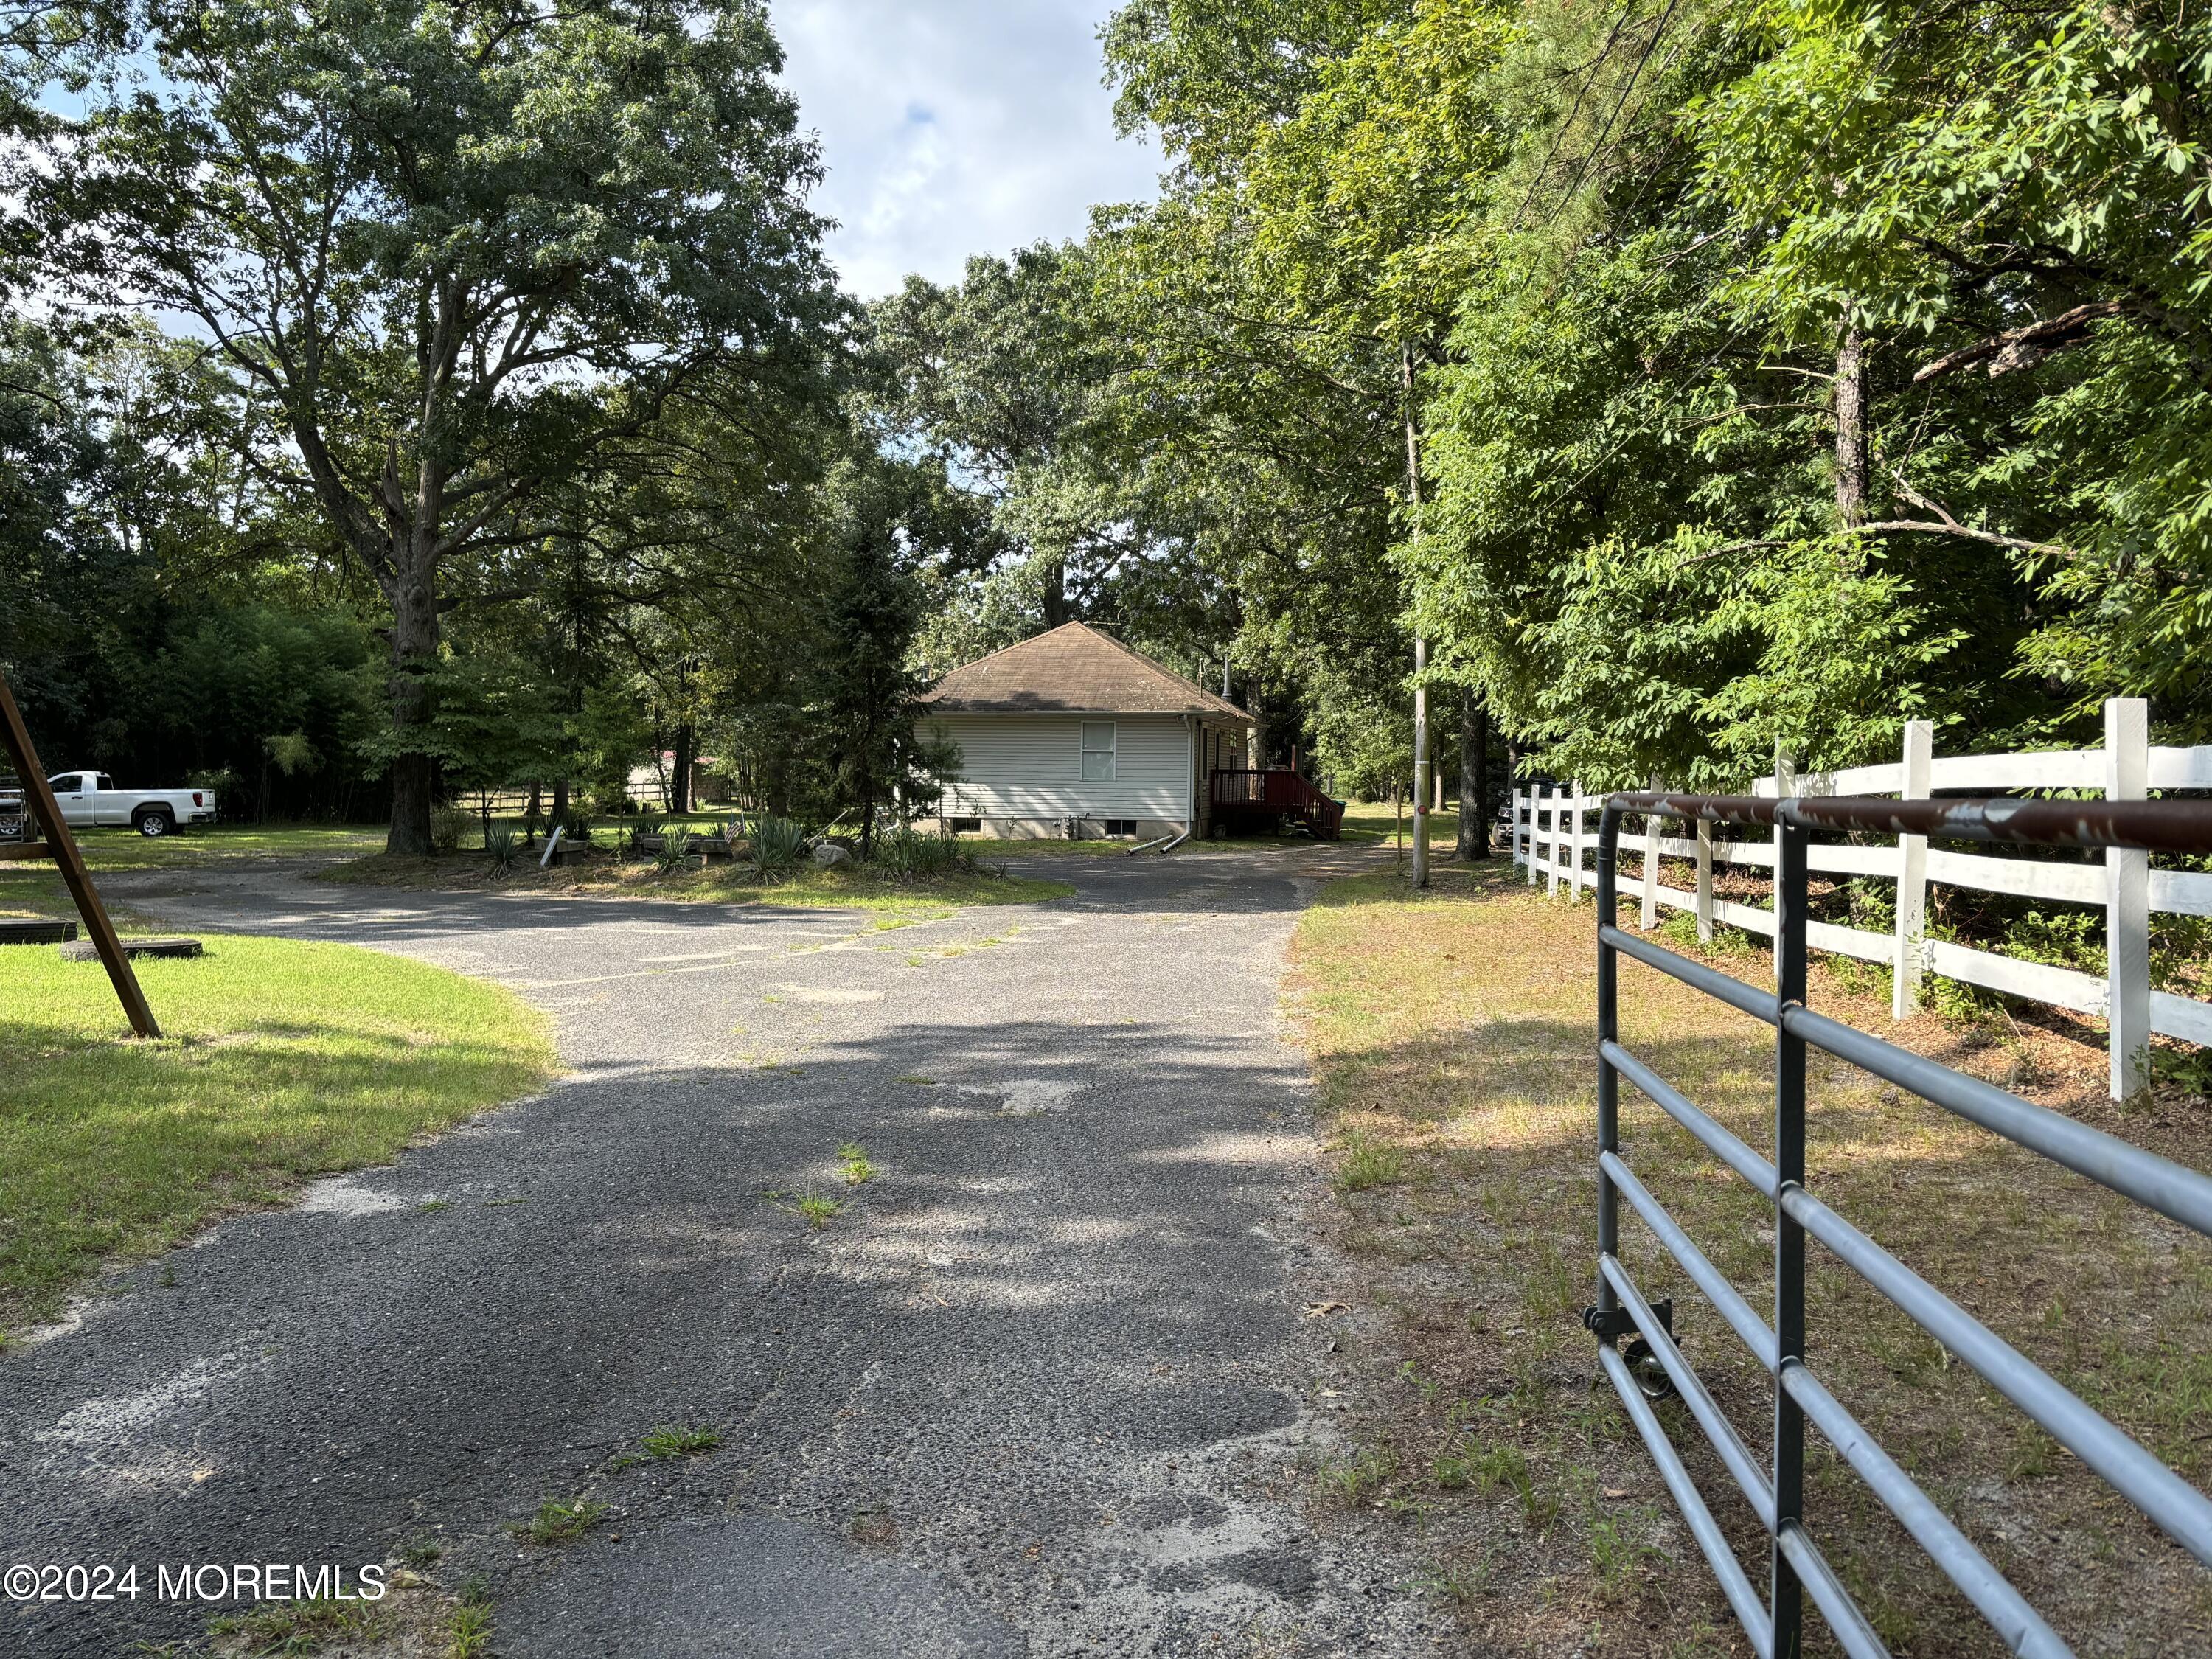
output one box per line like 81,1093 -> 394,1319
1080,722 -> 1118,782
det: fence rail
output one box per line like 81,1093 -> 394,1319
1593,792 -> 2212,1659
1510,699 -> 2210,1097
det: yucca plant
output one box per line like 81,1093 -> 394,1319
872,823 -> 972,880
629,812 -> 666,857
484,824 -> 520,874
751,815 -> 807,875
654,829 -> 695,873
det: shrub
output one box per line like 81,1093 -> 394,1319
556,805 -> 591,843
429,803 -> 472,852
629,812 -> 666,856
484,824 -> 520,874
655,830 -> 695,873
872,824 -> 973,880
751,815 -> 807,874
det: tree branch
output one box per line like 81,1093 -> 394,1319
1912,300 -> 2129,383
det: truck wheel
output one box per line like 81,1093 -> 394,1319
134,808 -> 174,838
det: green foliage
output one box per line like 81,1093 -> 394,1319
428,804 -> 472,855
1314,1444 -> 1399,1508
484,824 -> 520,874
655,830 -> 697,873
750,815 -> 807,875
870,824 -> 975,881
1095,0 -> 2211,784
510,1496 -> 609,1547
24,0 -> 846,849
640,1425 -> 723,1459
810,459 -> 964,851
1334,1131 -> 1407,1192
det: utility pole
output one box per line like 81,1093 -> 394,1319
1405,343 -> 1429,890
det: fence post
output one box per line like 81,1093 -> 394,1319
1893,720 -> 1933,1020
1523,787 -> 1537,884
1596,805 -> 1621,1337
1772,745 -> 1796,973
1570,785 -> 1586,901
1771,818 -> 1809,1658
2107,698 -> 2151,1100
1696,818 -> 1714,944
1641,773 -> 1660,932
1547,787 -> 1561,897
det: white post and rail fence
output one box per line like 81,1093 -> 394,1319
1509,698 -> 2207,1099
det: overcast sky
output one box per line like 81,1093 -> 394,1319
771,1 -> 1160,301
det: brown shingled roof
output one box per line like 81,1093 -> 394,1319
921,622 -> 1248,719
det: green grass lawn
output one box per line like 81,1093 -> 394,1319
27,822 -> 386,872
0,824 -> 388,920
0,935 -> 556,1335
319,851 -> 1073,914
1335,798 -> 1470,849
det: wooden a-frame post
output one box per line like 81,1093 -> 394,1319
0,670 -> 161,1038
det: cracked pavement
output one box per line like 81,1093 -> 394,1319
0,844 -> 1453,1655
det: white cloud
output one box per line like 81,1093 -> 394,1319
770,1 -> 1160,299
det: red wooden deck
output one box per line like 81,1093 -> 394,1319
1208,769 -> 1345,841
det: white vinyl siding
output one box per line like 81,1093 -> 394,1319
927,714 -> 1193,821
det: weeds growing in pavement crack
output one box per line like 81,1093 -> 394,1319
641,1424 -> 723,1459
509,1495 -> 609,1546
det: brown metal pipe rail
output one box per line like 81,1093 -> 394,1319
1593,793 -> 2212,1659
1619,788 -> 2212,854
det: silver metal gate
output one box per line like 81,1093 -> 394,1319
1592,792 -> 2212,1658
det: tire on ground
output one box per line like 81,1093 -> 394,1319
133,807 -> 174,838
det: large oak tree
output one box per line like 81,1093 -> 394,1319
30,0 -> 843,849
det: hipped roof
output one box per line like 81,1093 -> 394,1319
920,622 -> 1248,720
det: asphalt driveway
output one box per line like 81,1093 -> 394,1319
1,845 -> 1447,1656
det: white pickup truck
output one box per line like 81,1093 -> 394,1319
16,773 -> 219,838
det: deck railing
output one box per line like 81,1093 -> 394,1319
1208,769 -> 1345,838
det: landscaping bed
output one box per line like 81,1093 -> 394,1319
0,936 -> 556,1337
1287,861 -> 2212,1656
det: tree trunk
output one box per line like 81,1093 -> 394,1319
672,720 -> 695,813
526,781 -> 542,844
1248,686 -> 1276,769
1403,342 -> 1429,892
1835,311 -> 1870,529
1039,556 -> 1071,629
384,549 -> 440,856
1458,696 -> 1489,860
551,776 -> 569,829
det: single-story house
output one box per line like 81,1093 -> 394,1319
919,622 -> 1255,841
